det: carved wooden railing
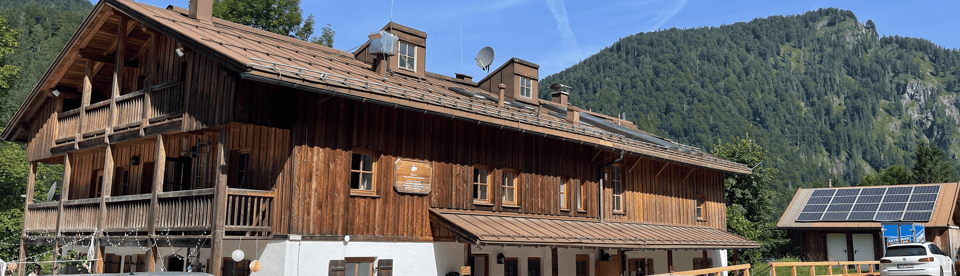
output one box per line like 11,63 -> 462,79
82,102 -> 110,135
151,81 -> 184,119
156,189 -> 215,232
114,92 -> 144,128
225,189 -> 274,233
24,202 -> 59,233
769,261 -> 880,276
57,109 -> 80,140
103,194 -> 151,231
62,198 -> 100,231
652,264 -> 751,276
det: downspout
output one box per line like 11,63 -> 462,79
597,150 -> 624,223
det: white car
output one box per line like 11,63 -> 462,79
881,242 -> 954,276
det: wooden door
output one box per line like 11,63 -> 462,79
140,162 -> 155,194
471,254 -> 488,276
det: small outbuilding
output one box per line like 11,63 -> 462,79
777,182 -> 960,262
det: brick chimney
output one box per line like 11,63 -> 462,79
550,91 -> 569,106
566,106 -> 580,124
455,73 -> 472,82
189,0 -> 212,22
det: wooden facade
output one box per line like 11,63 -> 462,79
4,0 -> 755,275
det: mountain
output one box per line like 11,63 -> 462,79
538,8 -> 960,212
0,0 -> 93,124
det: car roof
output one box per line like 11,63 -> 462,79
887,242 -> 933,247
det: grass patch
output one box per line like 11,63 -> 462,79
752,257 -> 877,276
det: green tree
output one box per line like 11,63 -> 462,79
911,141 -> 959,184
310,23 -> 335,47
212,0 -> 331,43
712,135 -> 789,264
0,17 -> 18,97
859,164 -> 912,186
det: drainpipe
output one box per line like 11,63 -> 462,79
597,150 -> 624,223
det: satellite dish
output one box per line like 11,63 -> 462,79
475,46 -> 495,72
45,182 -> 57,202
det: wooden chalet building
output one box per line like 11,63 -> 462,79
3,0 -> 759,275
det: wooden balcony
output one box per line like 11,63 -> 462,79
53,80 -> 185,153
23,188 -> 274,236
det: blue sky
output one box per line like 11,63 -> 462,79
120,0 -> 960,79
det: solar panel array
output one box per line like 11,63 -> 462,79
796,185 -> 940,222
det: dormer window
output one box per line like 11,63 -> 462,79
398,42 -> 416,71
519,77 -> 533,98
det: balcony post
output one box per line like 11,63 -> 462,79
95,145 -> 114,273
107,16 -> 126,137
52,154 -> 71,275
141,32 -> 155,132
78,59 -> 91,140
210,126 -> 230,276
18,161 -> 36,276
146,134 -> 165,272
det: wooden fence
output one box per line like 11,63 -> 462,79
769,261 -> 880,276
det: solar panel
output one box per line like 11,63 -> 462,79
875,212 -> 904,221
887,187 -> 913,194
852,204 -> 879,212
832,196 -> 857,204
827,204 -> 853,212
860,187 -> 886,196
797,213 -> 824,221
878,203 -> 906,211
802,204 -> 828,212
848,212 -> 876,221
836,189 -> 862,196
883,195 -> 910,203
906,202 -> 935,211
856,195 -> 883,203
902,212 -> 933,221
807,197 -> 833,204
812,190 -> 836,197
914,185 -> 940,194
822,212 -> 849,221
910,194 -> 938,202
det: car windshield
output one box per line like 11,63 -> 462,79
885,246 -> 928,257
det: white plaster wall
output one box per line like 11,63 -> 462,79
624,250 -> 669,274
250,240 -> 462,276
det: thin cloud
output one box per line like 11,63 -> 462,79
545,0 -> 583,70
648,0 -> 688,32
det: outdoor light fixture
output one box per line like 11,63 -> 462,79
130,155 -> 139,166
51,90 -> 60,97
496,253 -> 505,264
175,47 -> 185,57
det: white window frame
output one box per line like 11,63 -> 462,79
398,42 -> 416,72
519,77 -> 533,98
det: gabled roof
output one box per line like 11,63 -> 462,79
2,0 -> 751,175
777,182 -> 960,230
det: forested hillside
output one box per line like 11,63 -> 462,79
540,8 -> 960,212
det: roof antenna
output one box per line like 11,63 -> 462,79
390,0 -> 394,23
460,21 -> 463,73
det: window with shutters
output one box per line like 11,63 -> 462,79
611,165 -> 624,213
502,169 -> 519,207
345,258 -> 374,276
377,259 -> 393,276
350,150 -> 377,196
473,166 -> 491,204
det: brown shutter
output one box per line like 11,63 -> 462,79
329,260 -> 346,276
647,259 -> 654,274
378,259 -> 393,276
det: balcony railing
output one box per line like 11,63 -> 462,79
24,188 -> 272,235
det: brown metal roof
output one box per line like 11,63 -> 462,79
777,182 -> 960,230
431,209 -> 759,249
1,0 -> 752,175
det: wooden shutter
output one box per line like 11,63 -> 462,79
646,259 -> 654,274
136,254 -> 146,272
123,255 -> 135,272
378,259 -> 393,276
105,254 -> 122,273
329,260 -> 346,276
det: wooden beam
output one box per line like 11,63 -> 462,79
210,126 -> 231,276
53,155 -> 71,275
628,157 -> 642,173
148,134 -> 164,237
107,16 -> 127,137
97,145 -> 114,273
78,48 -> 139,68
655,162 -> 670,178
141,32 -> 155,134
682,167 -> 696,182
18,162 -> 36,276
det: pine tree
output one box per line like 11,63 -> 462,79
911,141 -> 959,184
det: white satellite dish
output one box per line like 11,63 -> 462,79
45,181 -> 57,202
475,46 -> 495,73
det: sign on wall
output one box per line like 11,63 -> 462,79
394,159 -> 432,195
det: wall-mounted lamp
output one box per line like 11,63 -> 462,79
496,253 -> 505,264
129,155 -> 139,166
175,47 -> 185,57
51,90 -> 60,97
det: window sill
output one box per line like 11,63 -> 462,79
502,204 -> 521,209
560,208 -> 571,212
577,209 -> 588,213
350,190 -> 380,198
473,202 -> 494,207
697,219 -> 706,222
613,211 -> 626,215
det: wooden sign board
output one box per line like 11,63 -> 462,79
460,266 -> 472,275
394,159 -> 432,194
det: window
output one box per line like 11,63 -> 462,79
576,179 -> 586,212
230,149 -> 251,189
350,151 -> 376,195
696,195 -> 706,221
693,258 -> 713,270
345,258 -> 374,276
398,42 -> 416,71
519,77 -> 533,98
89,170 -> 103,198
611,166 -> 623,213
559,178 -> 568,210
473,167 -> 491,203
471,254 -> 489,276
527,258 -> 541,276
629,258 -> 655,275
575,254 -> 590,276
163,157 -> 191,192
502,170 -> 518,206
503,258 -> 518,276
